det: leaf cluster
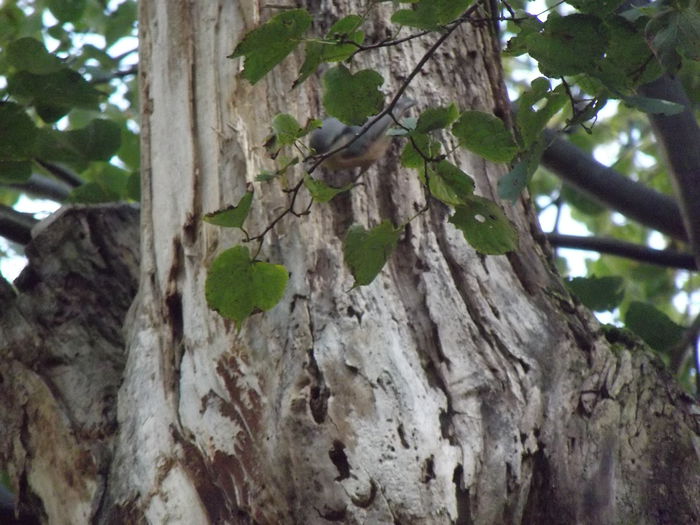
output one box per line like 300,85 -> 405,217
0,0 -> 139,208
207,0 -> 700,340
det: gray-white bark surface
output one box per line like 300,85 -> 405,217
0,205 -> 139,524
1,1 -> 699,524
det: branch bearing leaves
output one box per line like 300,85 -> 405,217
229,8 -> 312,85
206,245 -> 289,327
415,104 -> 460,133
391,0 -> 471,30
624,301 -> 684,352
426,160 -> 475,206
449,196 -> 518,254
255,156 -> 300,182
48,0 -> 86,23
526,14 -> 608,76
265,113 -> 304,157
323,14 -> 364,61
595,16 -> 662,92
401,133 -> 442,168
564,275 -> 625,311
621,95 -> 684,116
452,111 -> 517,163
344,221 -> 401,287
0,102 -> 38,159
7,37 -> 64,74
322,65 -> 384,125
516,78 -> 567,149
294,15 -> 364,88
304,175 -> 354,203
503,16 -> 543,57
645,7 -> 700,73
204,191 -> 254,228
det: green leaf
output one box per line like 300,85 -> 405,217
344,221 -> 401,287
205,245 -> 289,327
304,175 -> 354,202
415,104 -> 460,133
105,0 -> 137,46
498,160 -> 530,202
322,65 -> 384,125
8,69 -> 102,117
449,196 -> 518,254
567,0 -> 625,15
329,14 -> 363,35
34,128 -> 83,164
498,139 -> 546,201
0,102 -> 38,159
426,160 -> 474,206
48,0 -> 86,23
272,113 -> 303,144
646,7 -> 700,73
565,275 -> 625,311
391,0 -> 471,30
126,171 -> 140,201
294,17 -> 364,88
204,191 -> 254,228
265,114 -> 305,156
621,95 -> 684,116
229,9 -> 312,84
118,128 -> 140,170
68,182 -> 121,204
295,42 -> 325,88
526,14 -> 608,76
91,164 -> 130,196
67,119 -> 121,161
452,111 -> 518,163
503,16 -> 543,57
7,37 -> 64,74
595,16 -> 661,91
401,133 -> 442,168
624,301 -> 684,352
516,78 -> 567,148
0,160 -> 32,183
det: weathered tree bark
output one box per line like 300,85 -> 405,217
1,1 -> 699,524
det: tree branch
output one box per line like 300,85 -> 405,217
8,174 -> 71,202
637,75 -> 700,267
0,205 -> 38,245
546,233 -> 697,270
541,128 -> 687,241
35,160 -> 84,188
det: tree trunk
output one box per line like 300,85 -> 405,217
2,1 -> 700,524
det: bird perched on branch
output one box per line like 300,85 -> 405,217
309,97 -> 416,171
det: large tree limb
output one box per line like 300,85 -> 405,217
8,173 -> 71,202
637,75 -> 700,267
0,205 -> 37,246
541,128 -> 687,241
546,233 -> 697,270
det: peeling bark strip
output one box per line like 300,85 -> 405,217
0,205 -> 139,524
2,1 -> 700,524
